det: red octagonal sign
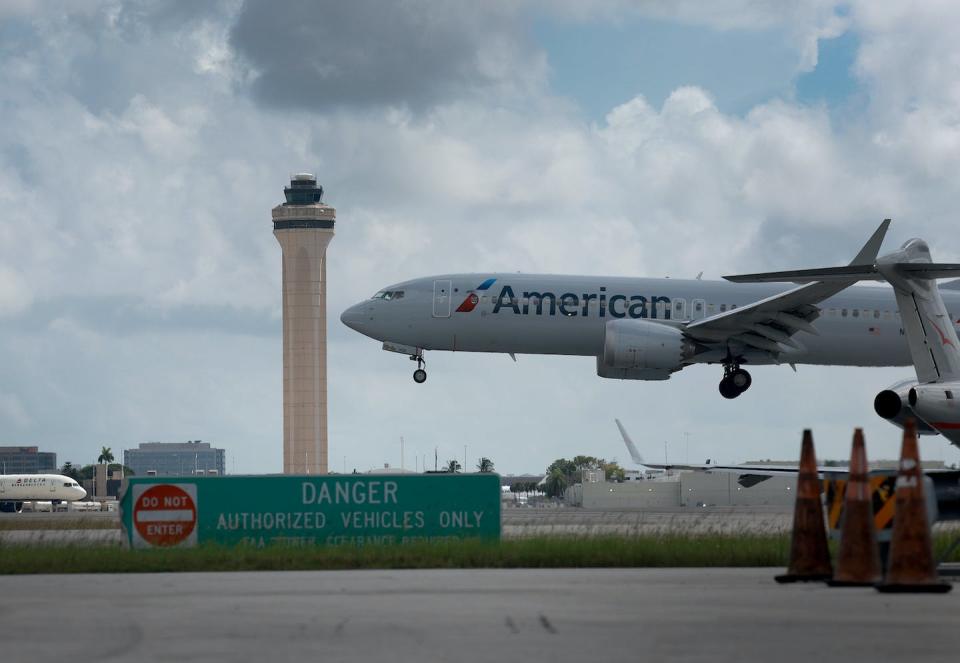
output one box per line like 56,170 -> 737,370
133,484 -> 197,547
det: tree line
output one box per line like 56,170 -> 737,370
542,455 -> 627,498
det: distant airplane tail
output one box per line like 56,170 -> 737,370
614,418 -> 646,466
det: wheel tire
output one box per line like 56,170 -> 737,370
413,369 -> 427,384
730,368 -> 752,391
719,378 -> 739,399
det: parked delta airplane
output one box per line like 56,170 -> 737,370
340,220 -> 960,399
0,474 -> 86,513
728,234 -> 960,447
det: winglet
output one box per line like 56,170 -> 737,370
850,218 -> 890,266
723,219 -> 891,284
615,419 -> 645,466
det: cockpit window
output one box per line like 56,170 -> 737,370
372,290 -> 405,300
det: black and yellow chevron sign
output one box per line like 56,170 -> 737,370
824,476 -> 897,531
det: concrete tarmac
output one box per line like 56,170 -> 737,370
1,569 -> 956,663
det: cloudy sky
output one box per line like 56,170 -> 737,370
2,0 -> 959,474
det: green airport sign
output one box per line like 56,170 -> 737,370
119,474 -> 501,549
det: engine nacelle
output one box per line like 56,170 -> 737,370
599,319 -> 692,380
906,383 -> 960,438
873,380 -> 938,435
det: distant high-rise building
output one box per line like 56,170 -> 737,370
0,446 -> 56,474
123,441 -> 226,477
272,173 -> 336,474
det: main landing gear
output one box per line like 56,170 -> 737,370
719,364 -> 752,399
410,351 -> 427,384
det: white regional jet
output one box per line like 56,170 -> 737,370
728,234 -> 960,447
340,220 -> 960,400
0,474 -> 86,513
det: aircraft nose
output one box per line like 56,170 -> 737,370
76,486 -> 87,500
340,302 -> 371,332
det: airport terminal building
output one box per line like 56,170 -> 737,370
0,446 -> 57,474
123,441 -> 226,477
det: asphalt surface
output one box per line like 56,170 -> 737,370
1,568 -> 956,663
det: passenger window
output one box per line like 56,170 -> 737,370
873,310 -> 880,319
852,309 -> 859,318
673,299 -> 686,319
842,308 -> 848,317
720,304 -> 727,313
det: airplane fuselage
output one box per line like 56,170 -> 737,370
341,274 -> 960,368
0,474 -> 87,508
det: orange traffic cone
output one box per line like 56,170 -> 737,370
876,419 -> 952,593
828,428 -> 882,586
775,429 -> 833,583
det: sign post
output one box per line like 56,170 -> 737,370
119,474 -> 500,549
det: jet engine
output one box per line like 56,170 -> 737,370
873,380 -> 938,435
598,319 -> 694,380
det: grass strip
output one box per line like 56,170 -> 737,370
0,534 -> 792,574
1,533 -> 956,575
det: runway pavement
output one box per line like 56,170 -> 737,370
1,568 -> 956,662
502,505 -> 793,536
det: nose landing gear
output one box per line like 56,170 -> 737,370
719,364 -> 752,399
410,351 -> 427,383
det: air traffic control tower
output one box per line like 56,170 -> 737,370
272,174 -> 335,474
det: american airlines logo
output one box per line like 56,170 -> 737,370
455,278 -> 497,312
460,282 -> 673,320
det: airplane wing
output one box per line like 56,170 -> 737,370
683,220 -> 891,356
615,418 -> 847,485
615,418 -> 956,487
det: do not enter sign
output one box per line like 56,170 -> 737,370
131,483 -> 198,548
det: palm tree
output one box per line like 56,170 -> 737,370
476,457 -> 495,473
544,469 -> 568,498
60,462 -> 81,481
98,446 -> 114,465
445,459 -> 461,473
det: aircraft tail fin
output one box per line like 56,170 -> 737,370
615,419 -> 646,466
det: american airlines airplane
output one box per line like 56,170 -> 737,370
0,474 -> 87,513
340,220 -> 960,399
